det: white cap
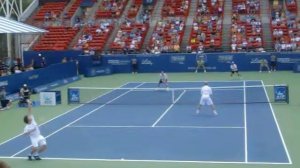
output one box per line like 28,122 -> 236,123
23,84 -> 27,87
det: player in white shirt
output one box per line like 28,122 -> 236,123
196,82 -> 218,116
230,61 -> 241,77
23,104 -> 47,160
158,71 -> 169,88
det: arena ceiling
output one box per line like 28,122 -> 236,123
0,16 -> 47,34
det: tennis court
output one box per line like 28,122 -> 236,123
0,80 -> 291,164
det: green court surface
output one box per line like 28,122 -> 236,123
0,71 -> 299,168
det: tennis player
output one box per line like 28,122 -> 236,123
196,82 -> 218,116
270,55 -> 277,71
195,56 -> 206,73
260,59 -> 271,73
230,61 -> 241,77
23,103 -> 47,160
158,71 -> 169,88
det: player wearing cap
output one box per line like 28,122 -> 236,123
20,84 -> 31,104
196,82 -> 218,116
23,103 -> 47,160
230,61 -> 241,77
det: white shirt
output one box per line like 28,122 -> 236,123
201,85 -> 212,98
230,64 -> 238,71
160,73 -> 167,80
24,115 -> 41,139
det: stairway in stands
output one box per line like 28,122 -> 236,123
142,0 -> 164,50
221,0 -> 232,51
181,0 -> 198,51
261,0 -> 272,51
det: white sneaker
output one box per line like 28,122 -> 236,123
213,111 -> 218,116
196,109 -> 200,114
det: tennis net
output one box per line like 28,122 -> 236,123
67,84 -> 289,105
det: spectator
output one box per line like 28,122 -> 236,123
44,11 -> 51,21
14,66 -> 22,74
0,86 -> 12,110
0,60 -> 9,76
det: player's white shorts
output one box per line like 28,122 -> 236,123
30,135 -> 47,148
200,96 -> 213,105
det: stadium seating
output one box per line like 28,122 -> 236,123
74,21 -> 114,52
127,0 -> 143,18
231,0 -> 263,52
286,0 -> 297,12
110,21 -> 148,53
64,0 -> 83,19
95,0 -> 129,18
232,0 -> 260,14
189,0 -> 224,52
33,26 -> 79,51
270,0 -> 299,51
162,0 -> 190,17
149,18 -> 185,53
29,0 -> 300,53
33,2 -> 67,20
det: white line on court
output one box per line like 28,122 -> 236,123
261,80 -> 292,164
10,83 -> 145,157
0,82 -> 130,147
138,80 -> 261,83
151,90 -> 186,127
243,81 -> 248,163
68,125 -> 245,129
0,156 -> 292,165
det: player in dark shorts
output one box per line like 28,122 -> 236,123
230,62 -> 241,77
158,71 -> 168,88
270,55 -> 277,71
20,84 -> 31,104
195,56 -> 206,73
131,58 -> 138,74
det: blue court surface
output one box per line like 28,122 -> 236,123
0,81 -> 292,164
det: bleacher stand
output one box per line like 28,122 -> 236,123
189,0 -> 224,53
231,0 -> 264,52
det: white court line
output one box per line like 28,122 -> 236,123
138,80 -> 261,83
152,90 -> 186,127
10,83 -> 145,157
261,80 -> 292,164
0,156 -> 292,165
0,82 -> 130,147
243,81 -> 248,163
68,125 -> 244,129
